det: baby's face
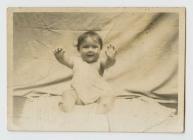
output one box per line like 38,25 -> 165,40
79,36 -> 101,63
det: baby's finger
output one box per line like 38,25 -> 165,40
112,45 -> 117,52
109,44 -> 115,50
58,48 -> 63,52
57,48 -> 63,53
107,45 -> 112,51
105,50 -> 109,56
53,49 -> 58,54
110,44 -> 115,50
112,45 -> 116,50
114,49 -> 117,55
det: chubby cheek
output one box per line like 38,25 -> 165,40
81,51 -> 101,62
95,49 -> 101,55
80,50 -> 88,56
81,52 -> 87,59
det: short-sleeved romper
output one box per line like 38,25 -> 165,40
70,57 -> 113,105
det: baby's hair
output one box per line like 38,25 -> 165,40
76,31 -> 103,51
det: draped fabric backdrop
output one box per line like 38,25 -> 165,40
9,11 -> 182,132
13,12 -> 178,97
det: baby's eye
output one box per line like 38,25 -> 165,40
82,45 -> 89,48
92,45 -> 98,49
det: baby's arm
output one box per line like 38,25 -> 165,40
54,48 -> 74,69
101,44 -> 117,69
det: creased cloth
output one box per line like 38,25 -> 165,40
9,11 -> 180,132
12,12 -> 178,99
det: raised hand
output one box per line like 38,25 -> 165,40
105,44 -> 117,59
53,48 -> 73,69
54,48 -> 65,59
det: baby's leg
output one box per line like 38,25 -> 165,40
96,96 -> 115,114
59,89 -> 76,112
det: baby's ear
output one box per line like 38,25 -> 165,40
73,44 -> 78,48
74,45 -> 80,51
73,41 -> 80,51
73,39 -> 78,47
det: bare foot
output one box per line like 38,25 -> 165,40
58,102 -> 74,112
96,96 -> 115,114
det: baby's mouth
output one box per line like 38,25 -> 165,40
84,54 -> 98,63
86,54 -> 95,57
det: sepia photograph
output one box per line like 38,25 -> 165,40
7,7 -> 185,132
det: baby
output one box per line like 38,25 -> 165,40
54,31 -> 117,113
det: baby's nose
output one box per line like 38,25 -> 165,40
88,46 -> 94,51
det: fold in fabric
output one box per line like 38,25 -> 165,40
12,12 -> 178,100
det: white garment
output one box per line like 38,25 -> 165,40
71,57 -> 113,104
